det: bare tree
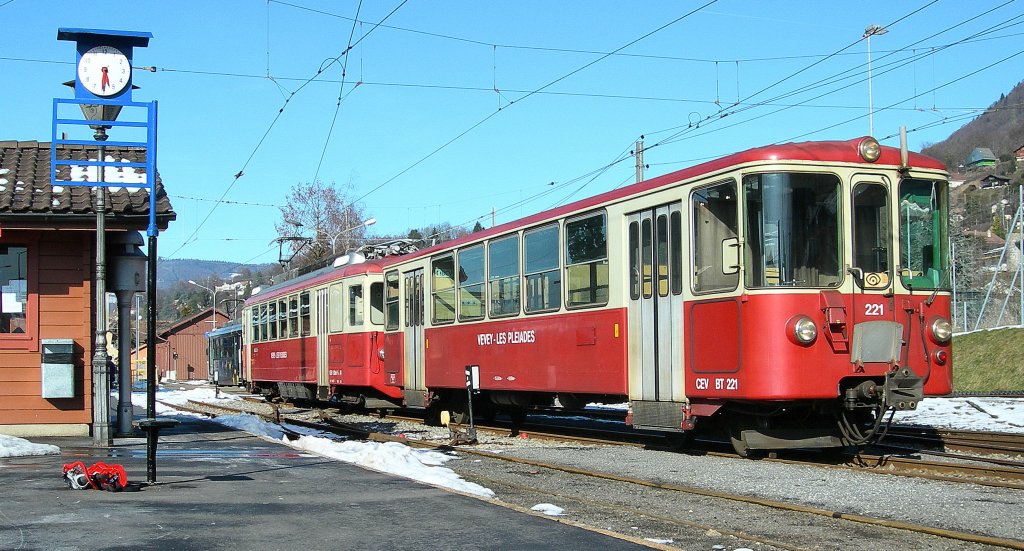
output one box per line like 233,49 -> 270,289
275,181 -> 369,266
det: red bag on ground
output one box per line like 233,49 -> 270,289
62,461 -> 128,491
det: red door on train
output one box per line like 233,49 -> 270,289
685,180 -> 743,392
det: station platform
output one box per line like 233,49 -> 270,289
0,411 -> 651,550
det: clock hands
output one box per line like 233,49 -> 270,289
100,66 -> 110,93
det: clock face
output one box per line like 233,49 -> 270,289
77,45 -> 130,97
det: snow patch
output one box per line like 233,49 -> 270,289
0,434 -> 60,458
531,503 -> 565,516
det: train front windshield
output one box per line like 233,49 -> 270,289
743,173 -> 842,288
898,178 -> 950,290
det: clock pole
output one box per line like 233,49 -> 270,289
55,29 -> 152,449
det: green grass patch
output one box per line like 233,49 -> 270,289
952,327 -> 1024,392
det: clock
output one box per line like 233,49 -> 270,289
77,45 -> 131,97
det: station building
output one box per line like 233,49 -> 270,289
0,140 -> 174,437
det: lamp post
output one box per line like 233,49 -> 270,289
64,81 -> 124,446
332,218 -> 376,254
863,24 -> 888,137
188,279 -> 217,329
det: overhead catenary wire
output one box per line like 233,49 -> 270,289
162,0 -> 407,260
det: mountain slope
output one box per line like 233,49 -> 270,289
921,79 -> 1024,168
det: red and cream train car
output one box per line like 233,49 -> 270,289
242,257 -> 401,410
377,137 -> 953,455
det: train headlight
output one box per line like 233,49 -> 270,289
787,315 -> 817,345
378,348 -> 386,360
929,317 -> 953,344
858,136 -> 881,162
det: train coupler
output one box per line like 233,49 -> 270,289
881,366 -> 923,411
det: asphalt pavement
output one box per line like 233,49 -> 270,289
0,411 -> 656,551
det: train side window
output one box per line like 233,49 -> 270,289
691,180 -> 739,293
641,218 -> 653,298
370,282 -> 385,326
258,303 -> 267,342
565,211 -> 609,308
288,296 -> 299,338
300,292 -> 311,336
268,302 -> 278,340
432,255 -> 456,324
628,221 -> 640,300
250,306 -> 259,342
278,299 -> 288,339
488,235 -> 520,317
671,210 -> 683,295
458,245 -> 485,321
385,271 -> 400,330
328,283 -> 345,333
349,284 -> 364,325
657,214 -> 670,297
524,223 -> 561,313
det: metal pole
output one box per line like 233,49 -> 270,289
116,293 -> 133,435
146,235 -> 158,483
867,35 -> 874,137
92,133 -> 111,447
635,139 -> 645,183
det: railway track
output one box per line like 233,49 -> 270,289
164,397 -> 1024,549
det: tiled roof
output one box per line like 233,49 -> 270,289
0,140 -> 175,229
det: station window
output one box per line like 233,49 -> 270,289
565,211 -> 608,308
524,223 -> 561,313
432,255 -> 456,324
692,180 -> 739,293
385,271 -> 400,330
488,234 -> 520,317
299,292 -> 311,335
0,245 -> 28,335
458,245 -> 485,321
349,284 -> 364,325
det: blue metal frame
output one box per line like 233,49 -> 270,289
51,97 -> 160,236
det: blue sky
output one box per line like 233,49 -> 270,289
3,1 -> 1023,264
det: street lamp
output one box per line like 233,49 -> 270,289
332,218 -> 376,254
187,279 -> 217,329
863,24 -> 888,137
63,80 -> 124,446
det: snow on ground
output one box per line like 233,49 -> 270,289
0,434 -> 60,458
530,503 -> 565,516
892,397 -> 1024,433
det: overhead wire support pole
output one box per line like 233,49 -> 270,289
634,138 -> 645,183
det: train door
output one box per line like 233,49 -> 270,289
627,202 -> 684,406
848,179 -> 901,367
851,179 -> 896,323
315,287 -> 330,397
687,180 -> 741,383
403,269 -> 426,403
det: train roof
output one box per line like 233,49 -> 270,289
245,258 -> 384,306
378,137 -> 948,265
